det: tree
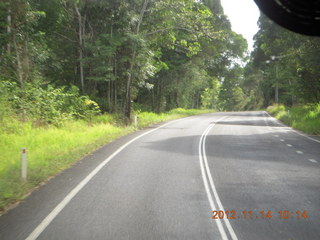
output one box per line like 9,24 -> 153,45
248,13 -> 320,107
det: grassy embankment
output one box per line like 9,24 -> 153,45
0,108 -> 212,212
267,104 -> 320,135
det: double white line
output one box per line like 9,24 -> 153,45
198,116 -> 238,240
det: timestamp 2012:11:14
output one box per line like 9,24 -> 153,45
212,210 -> 308,220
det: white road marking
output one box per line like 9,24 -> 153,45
293,131 -> 320,144
296,151 -> 303,154
199,117 -> 238,240
199,124 -> 228,240
280,139 -> 285,142
274,135 -> 279,138
287,144 -> 292,147
309,159 -> 318,163
25,118 -> 183,240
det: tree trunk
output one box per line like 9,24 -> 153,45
114,57 -> 118,112
12,34 -> 24,88
75,4 -> 85,93
124,52 -> 135,123
156,79 -> 162,113
174,91 -> 179,108
7,9 -> 11,54
108,79 -> 111,110
123,0 -> 149,123
275,65 -> 279,104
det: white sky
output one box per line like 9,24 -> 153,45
220,0 -> 260,52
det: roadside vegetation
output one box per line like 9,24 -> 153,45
267,104 -> 320,135
0,93 -> 212,212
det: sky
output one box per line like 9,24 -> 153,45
220,0 -> 260,52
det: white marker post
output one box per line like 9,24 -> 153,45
134,115 -> 138,128
21,148 -> 27,181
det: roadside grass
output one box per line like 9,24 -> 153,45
0,108 -> 214,212
136,108 -> 213,128
267,104 -> 320,135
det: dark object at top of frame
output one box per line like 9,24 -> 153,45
254,0 -> 320,36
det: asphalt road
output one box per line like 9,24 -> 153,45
0,111 -> 319,240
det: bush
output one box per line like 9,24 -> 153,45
0,81 -> 100,127
0,81 -> 23,134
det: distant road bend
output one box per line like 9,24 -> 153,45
0,111 -> 319,240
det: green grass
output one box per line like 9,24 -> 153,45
267,104 -> 320,135
0,108 -> 214,212
136,108 -> 213,128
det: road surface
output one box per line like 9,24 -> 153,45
0,111 -> 319,240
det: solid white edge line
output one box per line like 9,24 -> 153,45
199,124 -> 228,240
264,111 -> 320,144
25,119 -> 182,240
202,118 -> 238,240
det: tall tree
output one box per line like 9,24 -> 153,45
248,13 -> 320,106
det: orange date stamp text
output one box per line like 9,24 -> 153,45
212,210 -> 308,220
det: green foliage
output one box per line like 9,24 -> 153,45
1,0 -> 249,117
0,80 -> 100,128
201,78 -> 220,109
217,65 -> 249,111
267,104 -> 320,135
128,0 -> 247,113
248,14 -> 320,107
0,81 -> 24,134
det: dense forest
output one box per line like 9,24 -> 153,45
0,0 -> 248,125
0,0 -> 319,125
246,14 -> 320,108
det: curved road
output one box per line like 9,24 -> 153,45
0,111 -> 319,240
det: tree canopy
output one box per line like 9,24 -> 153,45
0,0 -> 250,123
245,13 -> 320,108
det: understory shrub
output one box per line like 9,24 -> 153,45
0,81 -> 100,127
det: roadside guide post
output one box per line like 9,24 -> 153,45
134,115 -> 138,128
21,148 -> 27,181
